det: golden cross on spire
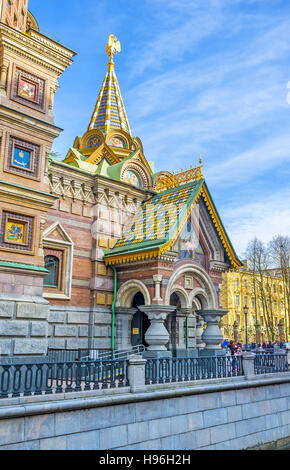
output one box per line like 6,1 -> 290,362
106,34 -> 121,67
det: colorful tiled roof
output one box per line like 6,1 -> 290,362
88,65 -> 131,135
104,180 -> 204,263
104,179 -> 242,268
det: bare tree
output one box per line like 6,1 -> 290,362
268,235 -> 290,342
245,238 -> 275,341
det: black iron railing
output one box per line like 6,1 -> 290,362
47,345 -> 146,362
145,356 -> 243,385
254,353 -> 288,375
0,359 -> 128,399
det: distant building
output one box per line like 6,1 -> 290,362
221,261 -> 286,344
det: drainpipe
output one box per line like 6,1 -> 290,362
111,265 -> 118,351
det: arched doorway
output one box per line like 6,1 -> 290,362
131,292 -> 150,347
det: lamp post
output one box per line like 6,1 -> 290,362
244,305 -> 249,350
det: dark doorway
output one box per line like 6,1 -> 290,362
131,293 -> 150,347
166,293 -> 179,350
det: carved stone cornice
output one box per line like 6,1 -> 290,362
0,24 -> 76,75
210,260 -> 230,273
0,180 -> 58,209
0,104 -> 63,139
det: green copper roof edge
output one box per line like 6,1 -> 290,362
0,180 -> 58,199
202,181 -> 242,266
0,261 -> 48,272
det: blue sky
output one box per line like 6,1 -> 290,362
30,0 -> 290,257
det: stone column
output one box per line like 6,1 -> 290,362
196,314 -> 206,350
139,305 -> 175,358
0,60 -> 9,95
153,275 -> 163,302
115,308 -> 135,350
197,309 -> 228,356
174,308 -> 198,358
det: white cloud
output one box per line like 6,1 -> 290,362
222,187 -> 290,257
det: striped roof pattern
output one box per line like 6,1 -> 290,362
114,183 -> 199,249
88,68 -> 131,135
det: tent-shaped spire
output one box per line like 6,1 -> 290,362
88,35 -> 131,136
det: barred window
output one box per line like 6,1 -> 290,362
44,255 -> 59,288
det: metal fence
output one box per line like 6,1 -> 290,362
145,356 -> 243,385
254,353 -> 289,375
47,345 -> 146,362
0,359 -> 128,399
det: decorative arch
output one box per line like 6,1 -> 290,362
165,263 -> 218,309
189,288 -> 210,310
116,280 -> 151,308
168,285 -> 190,308
106,129 -> 133,150
79,129 -> 104,149
120,160 -> 151,189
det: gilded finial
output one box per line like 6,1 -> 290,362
106,34 -> 121,67
199,154 -> 204,179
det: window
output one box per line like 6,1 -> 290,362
244,295 -> 248,307
244,279 -> 247,289
251,280 -> 255,290
273,284 -> 276,293
280,285 -> 283,294
43,223 -> 73,300
44,256 -> 59,288
235,295 -> 240,307
252,298 -> 256,308
235,278 -> 239,288
7,1 -> 11,13
260,316 -> 264,326
274,300 -> 277,311
281,301 -> 284,312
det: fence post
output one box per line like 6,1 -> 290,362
242,352 -> 255,379
128,355 -> 147,393
286,343 -> 290,367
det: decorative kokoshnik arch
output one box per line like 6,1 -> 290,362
165,263 -> 218,309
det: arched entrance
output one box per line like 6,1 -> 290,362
131,292 -> 150,347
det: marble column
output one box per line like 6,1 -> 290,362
139,305 -> 175,358
197,309 -> 228,356
153,275 -> 163,301
115,307 -> 135,350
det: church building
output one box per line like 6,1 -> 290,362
0,3 -> 242,358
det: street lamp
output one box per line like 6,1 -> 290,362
244,305 -> 249,350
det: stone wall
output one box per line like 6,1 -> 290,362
0,293 -> 50,357
0,373 -> 289,449
48,306 -> 112,351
